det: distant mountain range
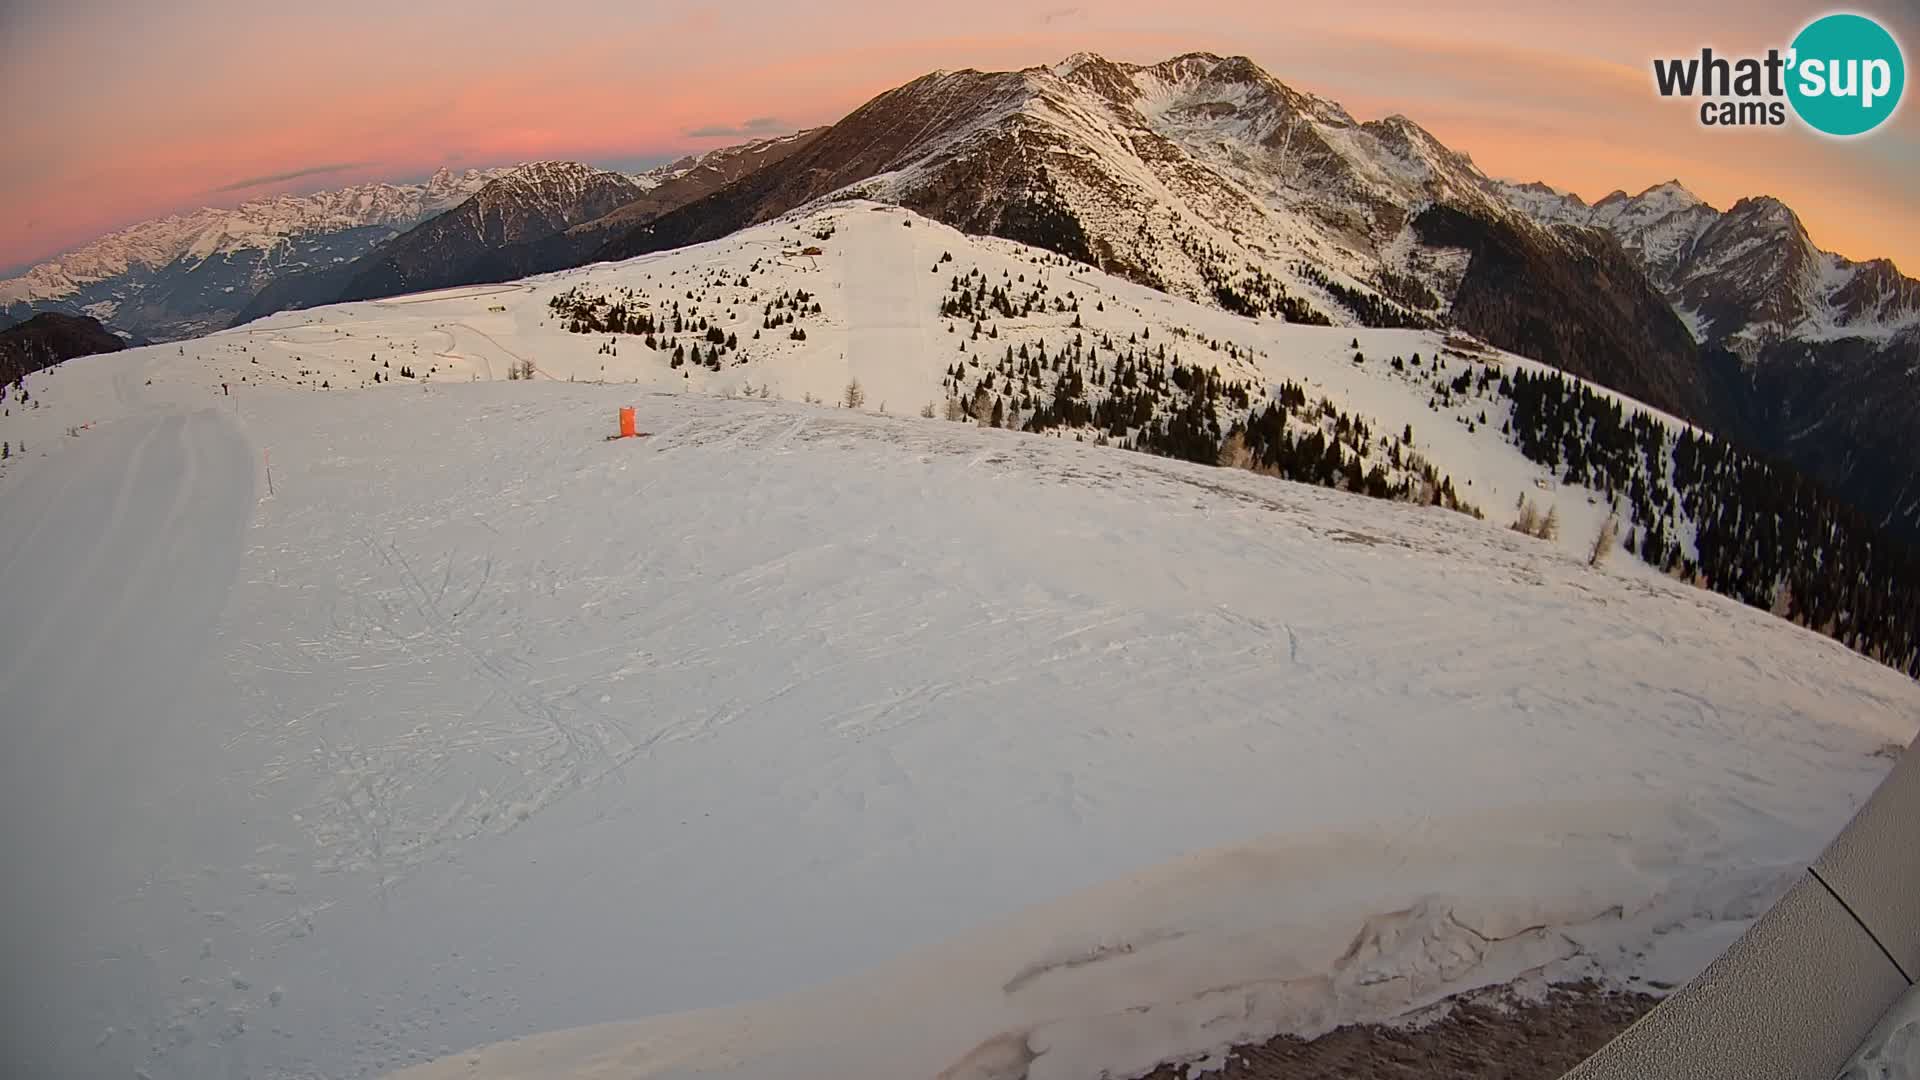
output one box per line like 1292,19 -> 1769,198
7,51 -> 1917,537
0,168 -> 508,340
229,131 -> 823,325
232,161 -> 649,320
1493,180 -> 1920,540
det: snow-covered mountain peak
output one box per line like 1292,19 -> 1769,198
1719,194 -> 1803,237
475,161 -> 627,203
1359,113 -> 1487,190
1542,180 -> 1714,251
1591,181 -> 1710,226
1146,52 -> 1294,100
0,167 -> 506,336
1127,51 -> 1351,129
1635,179 -> 1703,208
1497,171 -> 1920,355
1486,177 -> 1721,284
1488,180 -> 1589,226
419,165 -> 486,205
425,163 -> 648,242
1513,180 -> 1569,197
1051,50 -> 1107,78
1050,51 -> 1143,106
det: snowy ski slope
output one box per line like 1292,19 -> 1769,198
0,206 -> 1915,1080
6,203 -> 1702,565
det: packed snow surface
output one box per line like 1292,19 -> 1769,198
1,207 -> 1915,1080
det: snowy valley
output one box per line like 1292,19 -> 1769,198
1,204 -> 1917,1080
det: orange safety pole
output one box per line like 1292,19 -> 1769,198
618,407 -> 636,439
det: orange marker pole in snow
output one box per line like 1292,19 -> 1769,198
618,407 -> 637,439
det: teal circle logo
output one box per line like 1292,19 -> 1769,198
1787,13 -> 1905,136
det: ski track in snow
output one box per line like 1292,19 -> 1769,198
0,206 -> 1916,1080
0,397 -> 259,1079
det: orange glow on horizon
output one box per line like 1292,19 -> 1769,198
3,1 -> 1914,276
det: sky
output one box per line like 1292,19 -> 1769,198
2,0 -> 1916,275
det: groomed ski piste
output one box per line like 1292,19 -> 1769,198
1,203 -> 1915,1080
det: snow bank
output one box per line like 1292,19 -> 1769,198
389,802 -> 1799,1080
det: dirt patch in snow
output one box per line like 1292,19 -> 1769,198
1138,981 -> 1656,1080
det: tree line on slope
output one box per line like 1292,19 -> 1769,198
933,269 -> 1482,518
545,260 -> 823,373
542,238 -> 1915,679
935,257 -> 1919,677
1503,368 -> 1920,677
